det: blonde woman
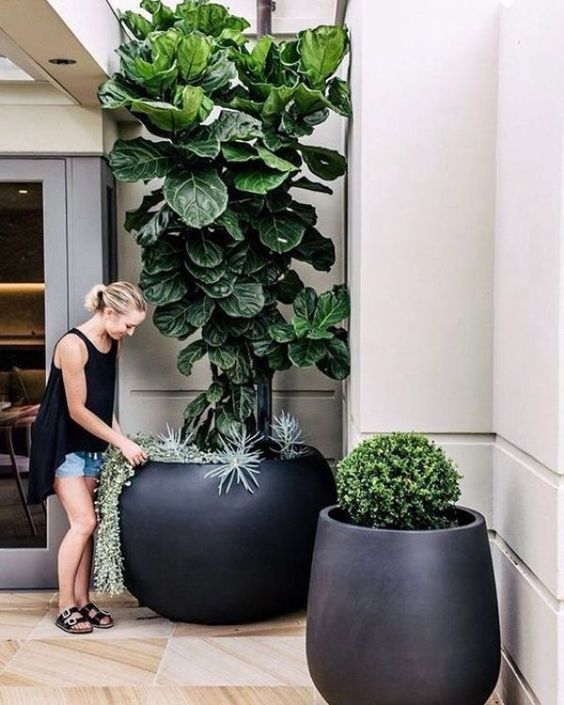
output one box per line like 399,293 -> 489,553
27,282 -> 148,634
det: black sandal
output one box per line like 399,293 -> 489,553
55,606 -> 93,634
79,601 -> 114,629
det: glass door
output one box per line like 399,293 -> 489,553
0,158 -> 69,588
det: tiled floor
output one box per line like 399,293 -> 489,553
0,591 -> 504,704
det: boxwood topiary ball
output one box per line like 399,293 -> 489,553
336,432 -> 462,530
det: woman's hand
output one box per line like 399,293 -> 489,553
118,438 -> 148,466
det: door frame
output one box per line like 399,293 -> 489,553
0,158 -> 69,588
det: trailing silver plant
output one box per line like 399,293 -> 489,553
205,428 -> 264,495
93,428 -> 221,595
270,411 -> 308,460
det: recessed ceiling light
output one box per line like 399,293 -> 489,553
18,189 -> 28,194
48,58 -> 76,65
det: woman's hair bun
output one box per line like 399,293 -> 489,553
84,284 -> 107,312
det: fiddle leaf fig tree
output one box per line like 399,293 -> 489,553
99,0 -> 352,448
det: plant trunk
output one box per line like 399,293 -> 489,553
256,0 -> 273,36
257,379 -> 272,437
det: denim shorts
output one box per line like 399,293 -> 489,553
54,451 -> 104,479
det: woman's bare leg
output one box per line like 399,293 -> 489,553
54,476 -> 97,631
74,476 -> 111,626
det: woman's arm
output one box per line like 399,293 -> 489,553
57,335 -> 147,465
112,413 -> 123,435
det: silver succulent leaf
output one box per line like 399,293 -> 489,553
270,410 -> 308,459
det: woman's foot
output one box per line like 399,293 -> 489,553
78,602 -> 114,629
55,606 -> 93,634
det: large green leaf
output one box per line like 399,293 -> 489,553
124,191 -> 163,232
153,302 -> 196,338
312,285 -> 350,331
164,168 -> 228,228
199,277 -> 234,299
215,408 -> 241,436
262,128 -> 295,152
109,138 -> 173,182
298,144 -> 346,180
258,213 -> 306,253
216,208 -> 245,241
268,344 -> 292,370
234,166 -> 290,194
97,74 -> 143,109
266,190 -> 293,212
269,321 -> 296,343
221,142 -> 258,162
201,53 -> 237,93
288,338 -> 326,367
119,10 -> 153,39
139,269 -> 189,304
131,86 -> 212,132
141,239 -> 180,274
327,77 -> 352,117
297,25 -> 349,89
185,232 -> 224,267
316,337 -> 350,380
178,339 -> 207,376
177,137 -> 220,158
183,391 -> 209,421
256,145 -> 298,173
185,296 -> 216,327
149,29 -> 180,69
262,85 -> 298,123
202,318 -> 228,346
227,242 -> 268,275
250,36 -> 273,73
275,269 -> 304,304
177,34 -> 212,81
293,286 -> 317,320
231,385 -> 255,420
185,258 -> 227,284
208,344 -> 237,369
291,227 -> 335,271
142,1 -> 176,30
135,206 -> 172,247
290,176 -> 333,194
206,380 -> 225,403
117,39 -> 178,96
224,348 -> 253,383
175,3 -> 230,36
289,200 -> 317,225
218,282 -> 265,318
211,110 -> 263,141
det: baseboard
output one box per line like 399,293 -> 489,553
498,649 -> 541,705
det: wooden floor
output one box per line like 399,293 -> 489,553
0,591 -> 504,704
0,454 -> 46,548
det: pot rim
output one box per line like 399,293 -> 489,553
137,444 -> 321,470
321,504 -> 485,534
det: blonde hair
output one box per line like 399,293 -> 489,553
84,281 -> 147,315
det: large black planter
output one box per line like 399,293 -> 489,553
119,448 -> 336,624
306,505 -> 501,705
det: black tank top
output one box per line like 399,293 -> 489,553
27,327 -> 118,504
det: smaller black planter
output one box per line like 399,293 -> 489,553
119,447 -> 336,624
306,505 -> 501,705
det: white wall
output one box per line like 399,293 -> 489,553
493,1 -> 564,703
345,0 -> 498,522
345,0 -> 564,703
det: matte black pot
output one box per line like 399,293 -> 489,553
119,447 -> 336,624
306,505 -> 501,705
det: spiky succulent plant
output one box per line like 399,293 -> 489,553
270,410 -> 307,459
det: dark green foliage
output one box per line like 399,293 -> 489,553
336,433 -> 462,530
99,0 -> 352,447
